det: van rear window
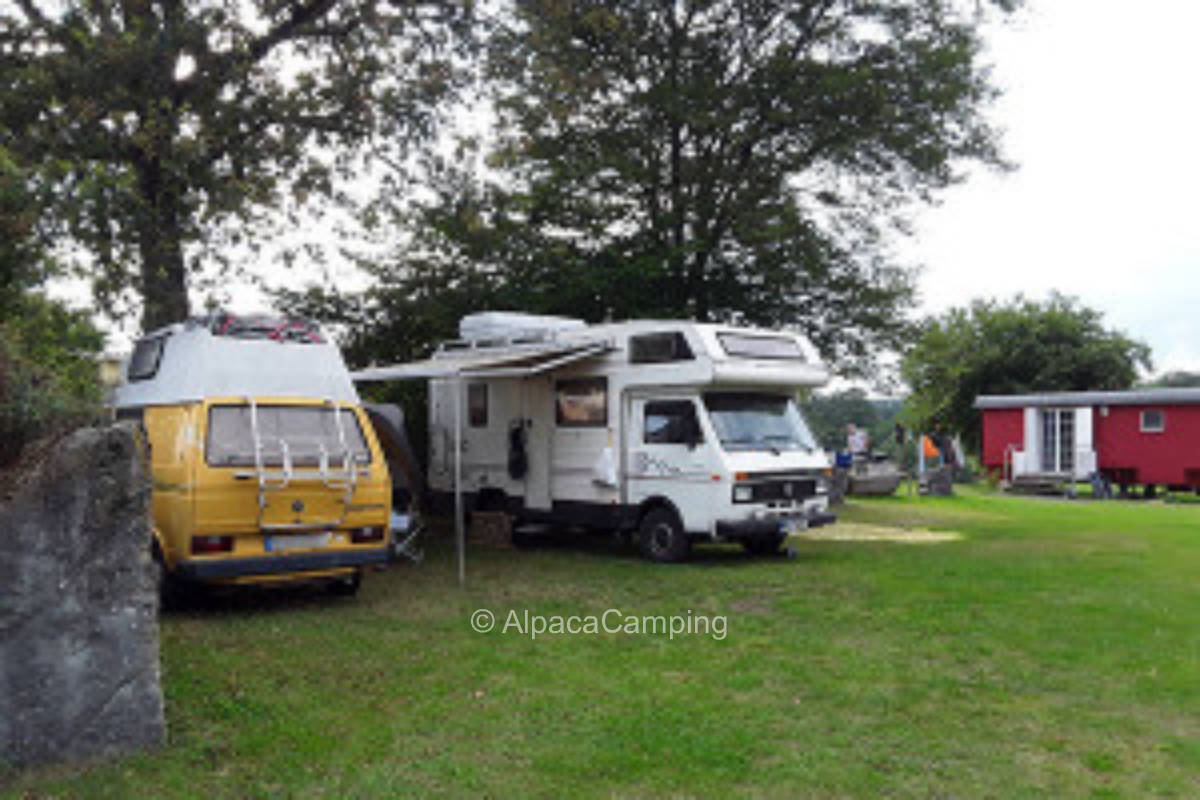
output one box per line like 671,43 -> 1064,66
206,405 -> 371,467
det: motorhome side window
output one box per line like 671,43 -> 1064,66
468,383 -> 488,427
718,333 -> 804,360
206,405 -> 372,467
127,335 -> 168,381
556,377 -> 607,427
630,332 -> 694,363
644,401 -> 703,445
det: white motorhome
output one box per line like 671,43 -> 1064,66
358,313 -> 836,561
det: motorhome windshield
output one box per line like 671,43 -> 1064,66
703,393 -> 818,453
206,404 -> 371,467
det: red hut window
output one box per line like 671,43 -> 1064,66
1140,409 -> 1165,433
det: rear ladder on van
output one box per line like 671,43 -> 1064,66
233,397 -> 360,532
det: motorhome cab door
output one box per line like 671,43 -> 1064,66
625,394 -> 719,533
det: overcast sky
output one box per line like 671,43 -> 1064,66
904,0 -> 1200,375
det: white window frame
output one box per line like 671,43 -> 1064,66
1039,407 -> 1075,474
1140,409 -> 1165,433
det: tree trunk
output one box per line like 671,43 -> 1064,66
135,160 -> 190,333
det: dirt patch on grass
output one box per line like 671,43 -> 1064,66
796,522 -> 963,544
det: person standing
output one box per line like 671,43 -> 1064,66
846,423 -> 870,473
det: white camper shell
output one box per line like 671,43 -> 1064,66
356,313 -> 836,561
114,315 -> 360,407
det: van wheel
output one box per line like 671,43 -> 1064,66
742,533 -> 786,555
328,569 -> 362,596
639,508 -> 690,563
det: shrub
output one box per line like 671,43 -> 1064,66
0,295 -> 104,469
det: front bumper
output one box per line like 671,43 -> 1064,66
715,509 -> 837,540
176,546 -> 389,580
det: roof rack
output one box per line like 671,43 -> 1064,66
188,310 -> 325,343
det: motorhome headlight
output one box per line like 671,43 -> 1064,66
733,484 -> 754,503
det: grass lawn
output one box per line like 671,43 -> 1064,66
5,486 -> 1200,798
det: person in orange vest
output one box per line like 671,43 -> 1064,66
922,434 -> 942,466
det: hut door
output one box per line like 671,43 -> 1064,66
1039,408 -> 1075,474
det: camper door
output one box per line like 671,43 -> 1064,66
549,375 -> 618,505
626,394 -> 719,533
522,375 -> 555,510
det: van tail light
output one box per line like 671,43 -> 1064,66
191,535 -> 233,554
351,526 -> 385,544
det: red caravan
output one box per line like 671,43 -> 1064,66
975,388 -> 1200,490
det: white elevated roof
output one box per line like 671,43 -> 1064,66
351,315 -> 829,388
113,318 -> 359,407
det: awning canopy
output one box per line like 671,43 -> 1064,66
349,336 -> 612,588
351,340 -> 613,382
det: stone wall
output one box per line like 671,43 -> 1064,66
0,423 -> 165,767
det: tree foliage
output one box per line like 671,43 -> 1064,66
0,146 -> 52,317
801,388 -> 905,460
1,147 -> 104,467
901,293 -> 1152,449
362,0 -> 1018,376
1,293 -> 105,469
0,0 -> 472,332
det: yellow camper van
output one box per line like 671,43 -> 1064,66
114,313 -> 391,599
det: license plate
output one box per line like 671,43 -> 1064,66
265,532 -> 332,552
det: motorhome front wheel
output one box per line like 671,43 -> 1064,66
638,508 -> 691,563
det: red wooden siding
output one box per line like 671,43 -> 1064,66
1093,404 -> 1200,486
981,408 -> 1024,470
981,403 -> 1200,486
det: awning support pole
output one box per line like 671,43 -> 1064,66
455,377 -> 465,586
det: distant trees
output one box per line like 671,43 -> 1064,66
1141,371 -> 1200,389
802,388 -> 904,459
1,0 -> 472,332
901,293 -> 1152,449
341,0 -> 1019,376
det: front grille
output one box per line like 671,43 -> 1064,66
751,479 -> 816,502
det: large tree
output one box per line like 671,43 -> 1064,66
901,293 -> 1153,449
0,0 -> 471,332
363,0 -> 1019,376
